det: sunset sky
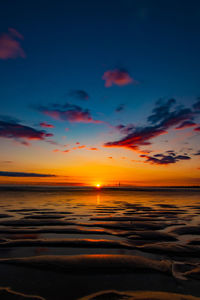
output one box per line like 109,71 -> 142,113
0,0 -> 200,186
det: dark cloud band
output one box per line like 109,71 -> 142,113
0,171 -> 56,177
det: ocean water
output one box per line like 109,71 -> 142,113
0,187 -> 200,299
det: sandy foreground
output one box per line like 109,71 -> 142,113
0,189 -> 200,299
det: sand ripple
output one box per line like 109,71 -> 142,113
78,290 -> 200,300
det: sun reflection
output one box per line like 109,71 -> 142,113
96,194 -> 100,205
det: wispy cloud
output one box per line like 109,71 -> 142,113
104,98 -> 200,154
147,99 -> 195,128
62,149 -> 70,153
175,121 -> 196,130
72,145 -> 86,150
193,98 -> 200,111
105,125 -> 166,152
194,150 -> 200,156
115,124 -> 135,134
102,68 -> 135,87
0,171 -> 56,177
69,90 -> 89,100
38,103 -> 103,124
0,118 -> 53,145
140,152 -> 191,165
53,149 -> 70,153
40,122 -> 55,128
115,104 -> 125,112
0,28 -> 25,60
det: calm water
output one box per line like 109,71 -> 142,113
0,187 -> 200,299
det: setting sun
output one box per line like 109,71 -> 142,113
96,183 -> 101,188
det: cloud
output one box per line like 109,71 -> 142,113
105,125 -> 167,152
0,171 -> 56,177
102,68 -> 135,87
194,126 -> 200,132
73,145 -> 86,150
46,140 -> 59,145
38,103 -> 103,124
54,144 -> 98,152
115,124 -> 135,135
78,145 -> 85,149
46,140 -> 68,147
147,99 -> 176,124
140,152 -> 191,165
0,28 -> 25,60
194,150 -> 200,156
175,120 -> 197,130
40,122 -> 55,128
166,150 -> 176,155
193,98 -> 200,111
53,149 -> 70,153
69,90 -> 89,100
104,98 -> 200,153
115,104 -> 125,112
148,98 -> 195,129
0,115 -> 20,123
0,119 -> 53,145
8,28 -> 24,39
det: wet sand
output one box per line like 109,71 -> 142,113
0,187 -> 200,299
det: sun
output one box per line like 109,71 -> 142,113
95,183 -> 101,188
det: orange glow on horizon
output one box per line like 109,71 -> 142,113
0,159 -> 200,187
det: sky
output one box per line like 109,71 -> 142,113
0,0 -> 200,186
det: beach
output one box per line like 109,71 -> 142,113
0,187 -> 200,299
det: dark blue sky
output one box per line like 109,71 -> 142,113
0,0 -> 200,185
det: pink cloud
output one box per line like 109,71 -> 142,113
40,122 -> 55,128
53,149 -> 70,153
73,145 -> 86,150
104,126 -> 167,152
104,99 -> 200,153
0,120 -> 53,145
39,103 -> 103,124
78,145 -> 85,149
102,69 -> 135,87
0,28 -> 25,60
